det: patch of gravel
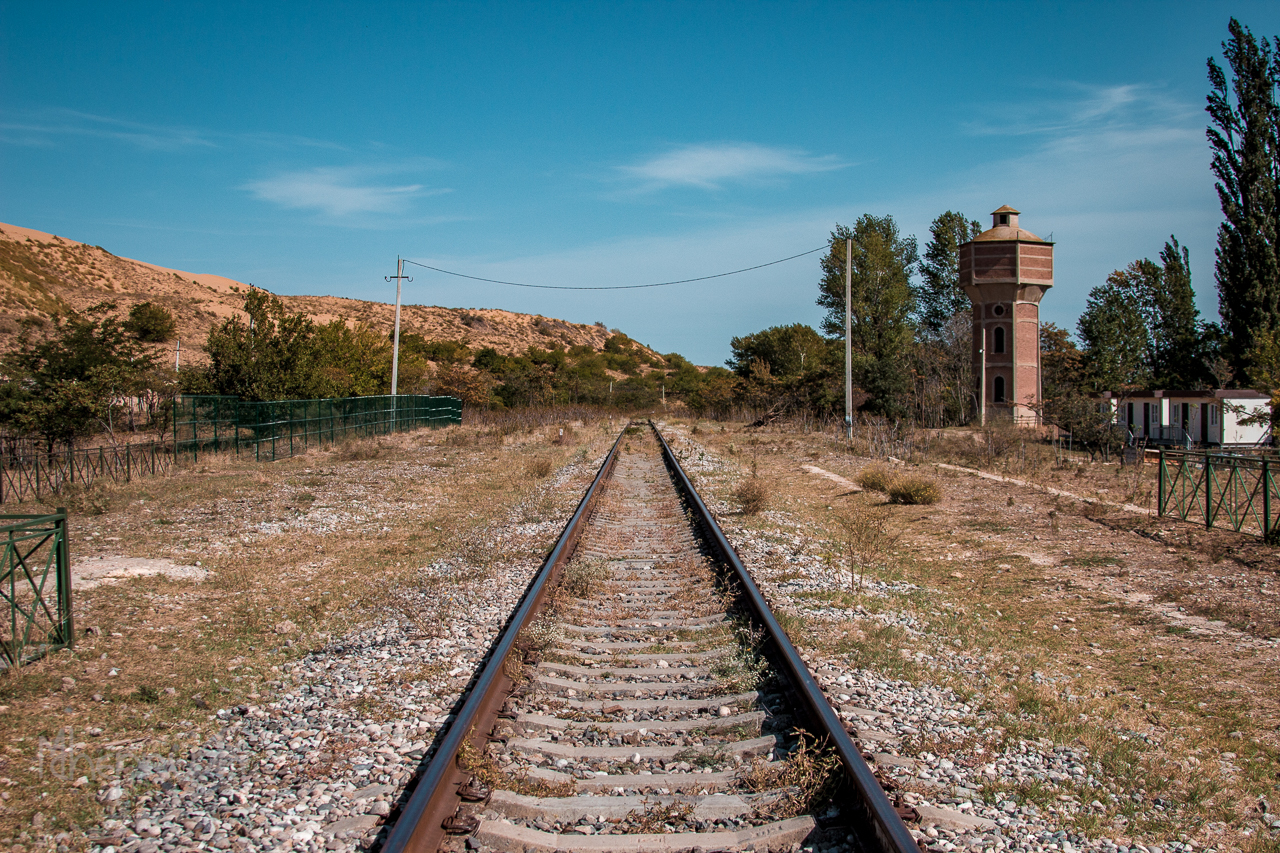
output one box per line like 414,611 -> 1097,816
657,423 -> 1229,853
85,451 -> 605,853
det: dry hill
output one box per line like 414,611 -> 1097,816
0,221 -> 654,364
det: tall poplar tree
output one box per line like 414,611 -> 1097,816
816,215 -> 918,418
917,211 -> 982,338
1207,18 -> 1280,374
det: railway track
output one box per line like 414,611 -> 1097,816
384,423 -> 916,853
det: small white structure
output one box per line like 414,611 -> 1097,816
1098,389 -> 1273,447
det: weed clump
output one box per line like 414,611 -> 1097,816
526,457 -> 554,479
887,475 -> 942,505
560,557 -> 611,598
856,464 -> 895,493
735,476 -> 769,515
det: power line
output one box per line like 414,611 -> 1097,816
400,245 -> 826,291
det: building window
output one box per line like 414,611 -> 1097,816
1211,405 -> 1218,425
993,326 -> 1005,353
1127,402 -> 1134,427
993,304 -> 1005,316
999,214 -> 1009,225
994,375 -> 1006,403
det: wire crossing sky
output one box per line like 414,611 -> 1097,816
3,1 -> 1279,364
402,246 -> 826,291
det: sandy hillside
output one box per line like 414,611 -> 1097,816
0,221 -> 654,365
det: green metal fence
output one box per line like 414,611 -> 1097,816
1,510 -> 73,667
1158,448 -> 1280,540
1,443 -> 172,505
174,394 -> 462,461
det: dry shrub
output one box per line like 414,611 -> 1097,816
560,556 -> 611,598
833,502 -> 899,590
739,734 -> 840,819
551,426 -> 575,445
887,474 -> 941,505
526,457 -> 554,478
735,476 -> 769,515
857,464 -> 895,493
337,438 -> 385,461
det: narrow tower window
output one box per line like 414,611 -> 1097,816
994,375 -> 1006,403
993,326 -> 1005,353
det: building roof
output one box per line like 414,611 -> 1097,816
972,224 -> 1047,243
991,204 -> 1020,215
1094,389 -> 1272,400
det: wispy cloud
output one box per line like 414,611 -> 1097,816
242,165 -> 449,217
0,107 -> 346,151
0,108 -> 215,150
963,82 -> 1199,139
619,142 -> 845,190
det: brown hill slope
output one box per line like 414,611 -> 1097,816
0,221 -> 651,364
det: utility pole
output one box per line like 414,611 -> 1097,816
386,257 -> 412,397
844,237 -> 853,441
979,327 -> 987,427
174,339 -> 181,372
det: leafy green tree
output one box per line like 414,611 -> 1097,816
124,301 -> 177,342
205,289 -> 322,401
1039,322 -> 1083,401
917,211 -> 982,338
1,303 -> 157,449
1077,275 -> 1151,390
726,324 -> 827,378
1207,18 -> 1280,374
816,215 -> 919,418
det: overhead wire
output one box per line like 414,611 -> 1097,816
399,245 -> 827,291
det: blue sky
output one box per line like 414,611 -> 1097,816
2,1 -> 1278,365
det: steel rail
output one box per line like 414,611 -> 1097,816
649,421 -> 919,853
381,426 -> 627,853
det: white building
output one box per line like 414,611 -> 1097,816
1099,389 -> 1273,447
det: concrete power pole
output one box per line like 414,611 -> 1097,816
386,257 -> 412,397
844,237 -> 853,441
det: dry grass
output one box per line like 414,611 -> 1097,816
666,417 -> 1280,849
887,474 -> 942,505
0,417 -> 613,844
856,464 -> 896,493
734,476 -> 770,515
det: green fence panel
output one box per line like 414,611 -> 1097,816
0,510 -> 72,668
173,394 -> 461,463
1158,447 -> 1280,539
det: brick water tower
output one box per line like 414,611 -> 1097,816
958,205 -> 1054,424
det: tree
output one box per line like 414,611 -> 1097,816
917,211 -> 982,338
1207,18 -> 1280,374
0,303 -> 159,450
124,302 -> 177,343
1148,237 -> 1203,387
726,324 -> 828,378
816,216 -> 919,418
1039,322 -> 1083,401
205,289 -> 322,401
1077,275 -> 1150,391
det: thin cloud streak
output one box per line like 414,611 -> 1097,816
0,107 -> 348,151
242,165 -> 450,217
619,142 -> 845,190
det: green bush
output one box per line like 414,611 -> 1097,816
857,464 -> 895,493
887,475 -> 942,505
125,301 -> 177,342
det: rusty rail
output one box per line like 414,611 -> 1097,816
382,422 -> 917,853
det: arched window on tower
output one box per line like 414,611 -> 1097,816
994,375 -> 1006,403
993,326 -> 1006,354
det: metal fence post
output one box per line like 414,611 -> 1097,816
1205,450 -> 1213,529
55,508 -> 73,648
1157,448 -> 1166,517
1266,457 -> 1273,542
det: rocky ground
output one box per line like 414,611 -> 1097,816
662,420 -> 1280,853
4,415 -> 1277,853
